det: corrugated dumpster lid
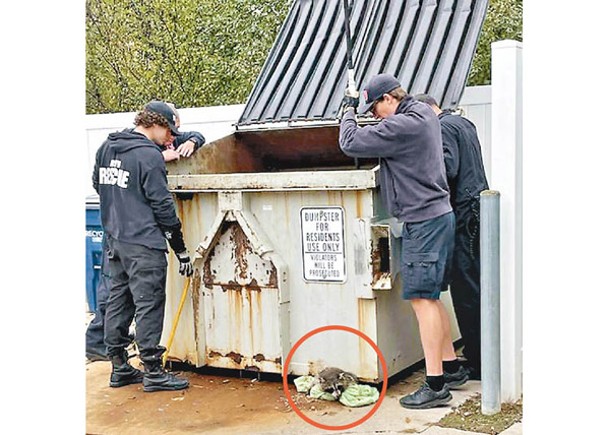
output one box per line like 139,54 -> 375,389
237,0 -> 488,129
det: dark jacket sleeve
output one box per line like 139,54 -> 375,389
140,151 -> 186,253
174,130 -> 206,151
92,144 -> 103,194
440,121 -> 460,182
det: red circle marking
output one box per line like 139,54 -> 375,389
281,325 -> 388,431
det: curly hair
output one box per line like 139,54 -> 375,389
133,110 -> 171,129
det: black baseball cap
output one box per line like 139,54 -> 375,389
144,100 -> 180,136
360,73 -> 401,114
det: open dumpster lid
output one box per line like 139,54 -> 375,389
237,0 -> 488,129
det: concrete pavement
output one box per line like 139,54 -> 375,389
310,379 -> 522,435
85,313 -> 521,435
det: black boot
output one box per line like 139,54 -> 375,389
86,347 -> 108,362
143,360 -> 189,392
109,352 -> 144,388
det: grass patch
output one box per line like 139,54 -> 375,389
438,393 -> 522,434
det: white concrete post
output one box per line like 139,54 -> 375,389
490,40 -> 523,402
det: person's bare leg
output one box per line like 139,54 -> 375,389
438,300 -> 458,361
438,299 -> 469,388
410,298 -> 444,376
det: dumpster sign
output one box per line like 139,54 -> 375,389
300,207 -> 346,282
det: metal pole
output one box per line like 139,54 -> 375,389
341,0 -> 360,169
341,0 -> 355,91
480,190 -> 501,415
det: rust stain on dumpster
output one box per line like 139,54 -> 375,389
195,212 -> 282,373
231,223 -> 252,280
191,268 -> 201,350
202,244 -> 216,289
355,190 -> 363,218
227,352 -> 243,365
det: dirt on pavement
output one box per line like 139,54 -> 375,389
86,358 -> 385,435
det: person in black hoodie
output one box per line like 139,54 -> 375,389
415,94 -> 489,380
339,74 -> 467,410
85,103 -> 205,362
92,100 -> 193,392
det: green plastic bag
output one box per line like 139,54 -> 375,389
308,383 -> 337,401
338,384 -> 380,407
294,375 -> 315,393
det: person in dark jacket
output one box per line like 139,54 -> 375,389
160,102 -> 205,161
415,94 -> 489,380
86,103 -> 206,362
92,100 -> 193,392
339,74 -> 468,410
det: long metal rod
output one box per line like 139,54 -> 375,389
342,0 -> 355,81
341,0 -> 359,168
162,276 -> 191,366
480,190 -> 501,415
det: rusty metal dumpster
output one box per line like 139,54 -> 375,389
161,126 -> 459,382
161,0 -> 489,383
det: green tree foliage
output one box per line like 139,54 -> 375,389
86,0 -> 521,114
86,0 -> 291,114
467,0 -> 523,86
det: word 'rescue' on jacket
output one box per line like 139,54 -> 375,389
92,128 -> 186,253
339,96 -> 452,223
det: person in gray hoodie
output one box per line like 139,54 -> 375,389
339,74 -> 467,409
92,100 -> 193,392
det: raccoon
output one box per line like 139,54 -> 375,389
315,367 -> 358,399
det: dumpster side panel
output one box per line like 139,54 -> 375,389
164,174 -> 461,381
162,193 -> 219,365
247,189 -> 383,380
202,221 -> 283,372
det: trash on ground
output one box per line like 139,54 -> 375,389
293,375 -> 379,407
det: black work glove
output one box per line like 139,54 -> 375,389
341,87 -> 359,116
176,250 -> 193,277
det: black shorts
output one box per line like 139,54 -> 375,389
401,211 -> 455,300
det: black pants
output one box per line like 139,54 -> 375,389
450,207 -> 481,371
104,237 -> 168,363
85,239 -> 111,356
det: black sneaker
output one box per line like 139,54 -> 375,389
399,382 -> 452,409
444,365 -> 469,388
465,365 -> 481,381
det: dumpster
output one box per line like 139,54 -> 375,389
162,127 -> 463,382
85,194 -> 103,312
161,0 -> 489,383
